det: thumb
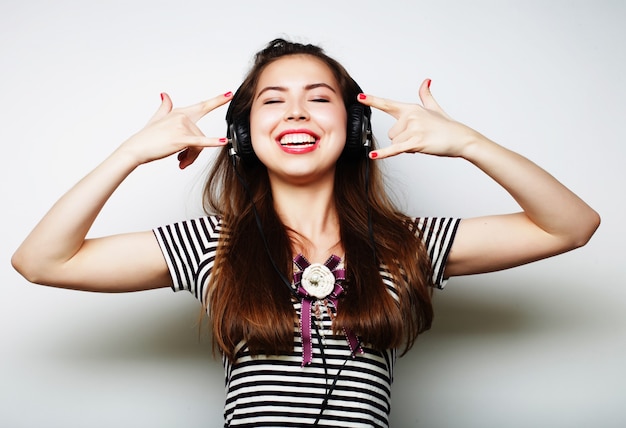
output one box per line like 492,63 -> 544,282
147,92 -> 174,124
418,79 -> 451,119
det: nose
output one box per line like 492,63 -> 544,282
284,100 -> 309,121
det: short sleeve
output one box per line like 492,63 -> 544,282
414,217 -> 461,289
152,215 -> 222,305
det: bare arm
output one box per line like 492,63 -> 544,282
11,92 -> 232,292
444,139 -> 599,276
359,80 -> 600,277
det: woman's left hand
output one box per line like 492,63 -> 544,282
358,79 -> 481,159
359,80 -> 600,277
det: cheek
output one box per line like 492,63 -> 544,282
319,110 -> 348,143
248,111 -> 273,146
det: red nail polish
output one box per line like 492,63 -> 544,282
358,93 -> 367,100
224,91 -> 233,98
370,152 -> 378,159
219,137 -> 228,143
160,93 -> 164,101
427,79 -> 432,89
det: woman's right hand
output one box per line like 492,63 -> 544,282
116,91 -> 232,169
12,91 -> 233,292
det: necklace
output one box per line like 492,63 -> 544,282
293,254 -> 363,366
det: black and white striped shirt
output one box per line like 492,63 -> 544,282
154,216 -> 459,427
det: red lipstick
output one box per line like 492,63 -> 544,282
276,129 -> 320,154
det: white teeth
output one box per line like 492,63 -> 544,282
280,133 -> 316,145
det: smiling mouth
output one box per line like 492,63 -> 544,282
279,133 -> 317,148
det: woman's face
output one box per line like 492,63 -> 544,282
249,54 -> 348,185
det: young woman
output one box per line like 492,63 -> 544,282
12,39 -> 600,427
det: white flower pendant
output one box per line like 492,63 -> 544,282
301,263 -> 335,299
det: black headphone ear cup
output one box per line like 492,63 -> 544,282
231,119 -> 258,164
344,104 -> 371,158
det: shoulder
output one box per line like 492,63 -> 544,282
156,214 -> 222,236
409,217 -> 461,241
153,214 -> 224,254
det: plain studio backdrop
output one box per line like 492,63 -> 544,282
1,1 -> 624,427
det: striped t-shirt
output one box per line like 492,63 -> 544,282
154,215 -> 459,427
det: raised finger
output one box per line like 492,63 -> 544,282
418,79 -> 451,119
178,136 -> 228,169
370,139 -> 418,160
177,91 -> 233,123
146,92 -> 174,125
357,93 -> 407,118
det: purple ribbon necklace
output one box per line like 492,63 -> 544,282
293,254 -> 363,366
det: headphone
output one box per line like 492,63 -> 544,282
225,87 -> 373,165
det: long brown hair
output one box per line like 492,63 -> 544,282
204,39 -> 434,361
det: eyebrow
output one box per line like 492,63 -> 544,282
256,83 -> 337,99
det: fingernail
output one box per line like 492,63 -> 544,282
427,79 -> 432,89
370,152 -> 378,159
358,93 -> 367,100
224,91 -> 233,98
160,92 -> 165,101
219,137 -> 228,143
